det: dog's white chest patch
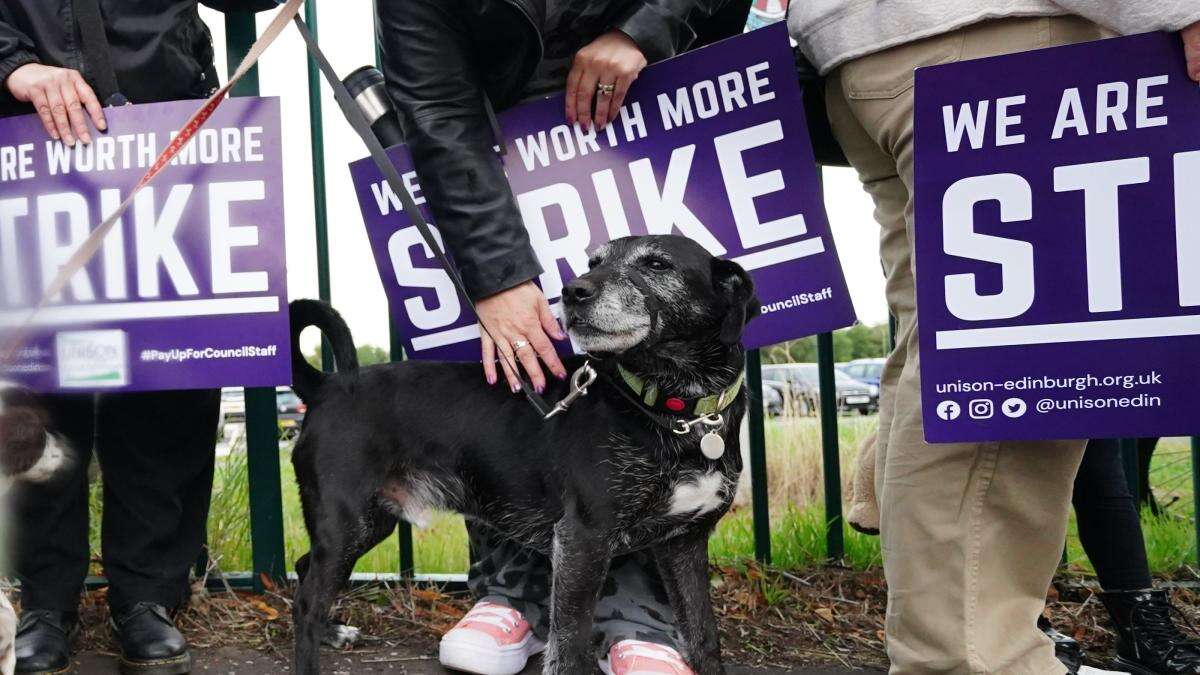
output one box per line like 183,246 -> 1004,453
666,472 -> 726,516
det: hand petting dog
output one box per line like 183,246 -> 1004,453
477,281 -> 568,393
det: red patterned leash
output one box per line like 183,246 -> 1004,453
1,0 -> 304,364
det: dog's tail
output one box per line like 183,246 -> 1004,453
290,299 -> 359,401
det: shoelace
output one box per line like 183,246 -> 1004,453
1131,599 -> 1200,664
615,642 -> 688,673
458,604 -> 522,635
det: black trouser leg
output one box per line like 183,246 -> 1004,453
1073,439 -> 1153,591
96,389 -> 219,611
11,395 -> 96,612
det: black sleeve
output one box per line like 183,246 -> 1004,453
616,0 -> 735,63
376,0 -> 542,300
0,18 -> 40,101
198,0 -> 283,13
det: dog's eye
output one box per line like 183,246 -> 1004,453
643,258 -> 672,272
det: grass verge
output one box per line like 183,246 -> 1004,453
86,418 -> 1197,577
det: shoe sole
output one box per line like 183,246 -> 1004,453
117,652 -> 192,675
17,622 -> 80,674
15,665 -> 73,675
439,633 -> 545,675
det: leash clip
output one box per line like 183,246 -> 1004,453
544,362 -> 598,419
671,413 -> 724,435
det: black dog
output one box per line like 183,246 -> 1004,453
289,235 -> 759,674
0,383 -> 73,673
0,383 -> 70,492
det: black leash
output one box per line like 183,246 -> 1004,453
71,0 -> 126,106
293,17 -> 553,417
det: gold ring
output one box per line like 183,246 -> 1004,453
597,83 -> 616,96
512,339 -> 530,351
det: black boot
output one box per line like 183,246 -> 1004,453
1040,615 -> 1084,674
14,609 -> 77,674
109,603 -> 191,675
1100,589 -> 1200,675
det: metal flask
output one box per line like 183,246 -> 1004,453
342,65 -> 405,148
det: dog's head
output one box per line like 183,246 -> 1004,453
0,383 -> 67,485
561,235 -> 760,356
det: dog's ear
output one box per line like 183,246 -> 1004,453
0,408 -> 47,478
712,258 -> 761,345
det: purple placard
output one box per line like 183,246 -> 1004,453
914,32 -> 1200,442
350,23 -> 855,361
0,98 -> 291,393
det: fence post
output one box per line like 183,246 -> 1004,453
303,0 -> 334,370
816,333 -> 844,560
367,1 -> 417,579
225,12 -> 286,591
1193,437 -> 1199,566
391,327 -> 416,577
745,350 -> 771,564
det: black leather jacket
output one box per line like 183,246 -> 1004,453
0,0 -> 277,115
377,0 -> 731,300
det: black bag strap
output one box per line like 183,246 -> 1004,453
292,16 -> 554,418
793,46 -> 848,168
71,0 -> 125,105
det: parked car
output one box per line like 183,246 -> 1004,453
839,358 -> 885,387
217,388 -> 245,439
217,387 -> 307,441
760,365 -> 819,416
763,363 -> 876,415
760,379 -> 785,416
276,387 -> 307,440
838,358 -> 884,412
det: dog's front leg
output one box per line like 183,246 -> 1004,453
545,515 -> 611,674
652,532 -> 723,675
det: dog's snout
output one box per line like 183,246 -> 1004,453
563,277 -> 597,305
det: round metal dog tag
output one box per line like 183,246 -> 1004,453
700,431 -> 725,460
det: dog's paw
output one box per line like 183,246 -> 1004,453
321,623 -> 361,649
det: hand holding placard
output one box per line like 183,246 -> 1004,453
566,30 -> 648,131
5,64 -> 106,146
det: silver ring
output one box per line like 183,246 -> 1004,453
597,83 -> 615,96
512,339 -> 530,351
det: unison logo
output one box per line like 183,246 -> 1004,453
55,330 -> 129,388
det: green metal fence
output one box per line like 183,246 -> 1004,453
221,5 -> 1200,590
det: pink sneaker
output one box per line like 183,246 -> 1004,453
438,601 -> 545,675
600,640 -> 695,675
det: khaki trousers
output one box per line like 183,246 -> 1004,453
824,16 -> 1107,675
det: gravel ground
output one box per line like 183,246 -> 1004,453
47,565 -> 1199,675
73,646 -> 880,674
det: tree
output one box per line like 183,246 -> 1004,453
304,344 -> 391,371
762,322 -> 890,365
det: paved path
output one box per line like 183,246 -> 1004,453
75,646 -> 881,674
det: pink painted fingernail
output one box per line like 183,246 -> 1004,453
557,371 -> 567,380
487,374 -> 497,385
511,383 -> 520,393
535,384 -> 545,395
